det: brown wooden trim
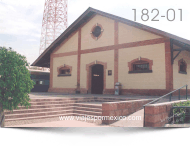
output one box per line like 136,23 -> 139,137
129,70 -> 152,74
165,40 -> 173,91
103,89 -> 115,95
77,29 -> 81,89
52,51 -> 78,58
81,38 -> 168,54
114,48 -> 119,85
51,38 -> 168,58
80,88 -> 88,94
86,61 -> 107,93
48,88 -> 76,94
114,21 -> 118,45
114,20 -> 119,85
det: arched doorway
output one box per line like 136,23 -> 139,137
91,64 -> 104,94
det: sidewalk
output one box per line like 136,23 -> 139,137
110,109 -> 144,127
29,92 -> 188,103
6,108 -> 145,127
7,120 -> 109,127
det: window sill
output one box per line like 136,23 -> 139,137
179,71 -> 187,74
129,70 -> 152,74
58,74 -> 71,77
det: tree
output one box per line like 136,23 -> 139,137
0,47 -> 35,111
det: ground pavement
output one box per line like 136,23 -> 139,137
5,92 -> 189,127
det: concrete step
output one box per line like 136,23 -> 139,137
5,106 -> 74,115
94,97 -> 128,101
5,105 -> 101,119
30,98 -> 75,102
29,97 -> 129,104
17,103 -> 74,109
30,97 -> 96,102
5,113 -> 73,122
5,109 -> 73,120
5,106 -> 102,119
73,110 -> 102,116
29,100 -> 75,105
4,98 -> 104,125
73,103 -> 102,109
73,106 -> 102,112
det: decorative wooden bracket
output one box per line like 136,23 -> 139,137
171,39 -> 190,64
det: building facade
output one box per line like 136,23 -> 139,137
32,7 -> 190,96
29,67 -> 50,92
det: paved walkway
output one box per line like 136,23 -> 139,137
8,110 -> 144,127
6,108 -> 145,127
29,92 -> 189,103
29,92 -> 158,99
7,120 -> 109,127
110,109 -> 144,127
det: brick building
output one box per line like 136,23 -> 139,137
32,7 -> 190,96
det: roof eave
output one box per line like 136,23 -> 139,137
31,7 -> 190,67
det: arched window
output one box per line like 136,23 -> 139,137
57,64 -> 72,76
178,59 -> 187,74
128,58 -> 153,73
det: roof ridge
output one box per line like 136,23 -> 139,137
32,7 -> 190,67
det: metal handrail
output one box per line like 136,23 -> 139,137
143,85 -> 188,107
143,84 -> 188,126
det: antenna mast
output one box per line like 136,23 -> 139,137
39,0 -> 68,55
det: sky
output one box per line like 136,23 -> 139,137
0,0 -> 190,65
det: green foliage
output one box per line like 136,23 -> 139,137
0,47 -> 35,111
172,101 -> 190,124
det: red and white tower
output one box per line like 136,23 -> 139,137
39,0 -> 68,55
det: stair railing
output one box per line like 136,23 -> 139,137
143,84 -> 188,126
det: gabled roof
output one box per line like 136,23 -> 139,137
32,7 -> 190,67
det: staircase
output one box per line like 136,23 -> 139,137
4,97 -> 103,126
72,103 -> 102,123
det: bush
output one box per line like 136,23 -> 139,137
172,101 -> 190,124
0,47 -> 35,111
